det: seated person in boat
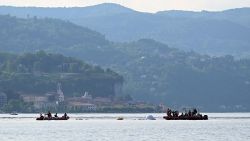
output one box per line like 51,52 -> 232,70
167,108 -> 172,116
54,113 -> 58,118
40,113 -> 44,119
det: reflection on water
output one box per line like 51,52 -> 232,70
0,113 -> 250,141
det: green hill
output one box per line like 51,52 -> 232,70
113,39 -> 250,111
1,5 -> 250,57
0,51 -> 123,98
0,15 -> 108,52
0,15 -> 250,111
0,15 -> 126,64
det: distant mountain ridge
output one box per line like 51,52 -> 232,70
157,8 -> 250,29
0,3 -> 136,19
0,4 -> 250,57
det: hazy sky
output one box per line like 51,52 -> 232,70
0,0 -> 250,12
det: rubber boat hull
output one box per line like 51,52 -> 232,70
36,117 -> 69,120
163,115 -> 208,120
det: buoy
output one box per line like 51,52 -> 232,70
145,115 -> 156,120
117,117 -> 124,120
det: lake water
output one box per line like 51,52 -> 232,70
0,113 -> 250,141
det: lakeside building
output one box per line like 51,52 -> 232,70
20,83 -> 65,109
81,91 -> 92,102
66,91 -> 93,103
20,95 -> 50,109
45,83 -> 65,104
67,102 -> 97,111
21,94 -> 61,110
0,92 -> 7,108
65,91 -> 96,111
93,97 -> 112,105
17,84 -> 138,112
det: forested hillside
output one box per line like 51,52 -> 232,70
115,39 -> 250,111
0,15 -> 250,111
1,4 -> 250,57
0,51 -> 123,98
0,15 -> 108,52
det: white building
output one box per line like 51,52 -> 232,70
68,102 -> 97,111
81,91 -> 92,102
20,95 -> 49,109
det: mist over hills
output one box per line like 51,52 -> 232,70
0,15 -> 250,111
0,4 -> 250,57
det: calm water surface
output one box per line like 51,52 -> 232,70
0,113 -> 250,141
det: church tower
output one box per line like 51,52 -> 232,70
57,83 -> 64,102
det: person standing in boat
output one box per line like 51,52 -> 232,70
193,108 -> 198,115
63,113 -> 67,118
47,111 -> 52,119
167,108 -> 172,116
